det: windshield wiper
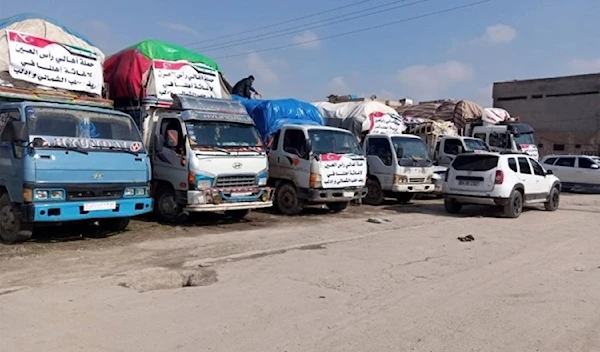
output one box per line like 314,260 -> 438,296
105,145 -> 139,156
195,146 -> 231,154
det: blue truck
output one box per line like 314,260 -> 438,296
0,87 -> 153,243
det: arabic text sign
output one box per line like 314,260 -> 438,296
368,112 -> 406,135
6,30 -> 103,95
153,60 -> 222,100
320,153 -> 367,188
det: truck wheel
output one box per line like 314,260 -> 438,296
225,209 -> 250,220
503,190 -> 523,218
327,202 -> 349,212
98,217 -> 130,232
154,186 -> 187,223
544,187 -> 560,212
274,183 -> 303,215
444,199 -> 462,214
364,179 -> 384,206
395,193 -> 415,204
0,194 -> 32,244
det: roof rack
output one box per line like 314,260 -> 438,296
0,86 -> 113,109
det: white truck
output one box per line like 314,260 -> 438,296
117,94 -> 273,222
314,101 -> 435,205
266,124 -> 368,215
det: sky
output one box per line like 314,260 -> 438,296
1,0 -> 599,106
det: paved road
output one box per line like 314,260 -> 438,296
1,195 -> 600,352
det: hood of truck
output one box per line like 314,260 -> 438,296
24,151 -> 151,184
190,152 -> 268,177
315,153 -> 367,189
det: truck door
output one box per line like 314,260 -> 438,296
365,136 -> 394,189
279,128 -> 311,190
153,117 -> 189,192
439,138 -> 463,166
0,109 -> 24,202
488,132 -> 511,153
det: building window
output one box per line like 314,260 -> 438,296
537,143 -> 544,148
575,144 -> 581,149
553,144 -> 565,151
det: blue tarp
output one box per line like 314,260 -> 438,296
0,13 -> 95,45
233,95 -> 323,143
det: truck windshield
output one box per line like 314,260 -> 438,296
186,121 -> 262,149
514,133 -> 535,146
308,130 -> 362,155
27,107 -> 142,142
464,138 -> 488,151
391,136 -> 432,167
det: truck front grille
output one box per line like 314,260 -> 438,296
67,189 -> 124,201
215,175 -> 256,188
409,177 -> 426,183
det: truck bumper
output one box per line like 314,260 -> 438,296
21,198 -> 153,223
445,194 -> 509,206
392,183 -> 435,193
184,187 -> 273,212
306,187 -> 367,203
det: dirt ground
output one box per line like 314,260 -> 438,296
1,194 -> 600,351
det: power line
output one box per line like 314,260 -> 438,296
192,0 -> 430,52
183,0 -> 375,47
215,0 -> 493,60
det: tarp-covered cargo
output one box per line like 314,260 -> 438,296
104,40 -> 231,103
234,96 -> 323,143
313,101 -> 406,141
0,13 -> 105,96
395,100 -> 483,129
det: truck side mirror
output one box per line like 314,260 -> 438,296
9,121 -> 28,143
153,134 -> 164,152
457,145 -> 464,154
302,139 -> 312,159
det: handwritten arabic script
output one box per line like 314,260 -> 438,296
368,112 -> 406,135
152,60 -> 222,101
320,154 -> 367,188
6,30 -> 103,95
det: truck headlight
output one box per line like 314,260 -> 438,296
124,188 -> 135,197
197,180 -> 212,190
135,187 -> 147,196
35,190 -> 48,200
124,187 -> 148,197
50,190 -> 65,200
309,173 -> 322,188
393,175 -> 408,184
258,177 -> 267,186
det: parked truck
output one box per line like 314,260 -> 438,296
104,40 -> 273,222
314,101 -> 435,205
0,17 -> 153,243
236,97 -> 368,215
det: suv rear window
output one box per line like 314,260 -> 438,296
452,155 -> 499,171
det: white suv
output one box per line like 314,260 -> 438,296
443,152 -> 561,218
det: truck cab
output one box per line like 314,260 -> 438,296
118,94 -> 272,222
433,136 -> 489,167
267,125 -> 367,215
362,134 -> 434,205
470,122 -> 538,160
0,91 -> 153,243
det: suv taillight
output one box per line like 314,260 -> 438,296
495,170 -> 504,184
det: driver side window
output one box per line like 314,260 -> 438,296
160,118 -> 184,155
489,132 -> 509,149
0,110 -> 19,142
366,138 -> 392,166
283,129 -> 307,158
443,139 -> 463,155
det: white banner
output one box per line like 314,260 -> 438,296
152,60 -> 222,101
368,111 -> 406,135
319,153 -> 367,189
6,30 -> 103,95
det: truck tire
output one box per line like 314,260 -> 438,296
503,189 -> 523,218
327,202 -> 349,212
395,193 -> 415,204
0,194 -> 32,244
544,186 -> 560,212
364,179 -> 384,206
274,183 -> 303,215
98,217 -> 130,232
225,209 -> 250,220
154,186 -> 187,223
444,199 -> 462,214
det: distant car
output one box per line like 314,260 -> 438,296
443,152 -> 561,218
540,155 -> 600,192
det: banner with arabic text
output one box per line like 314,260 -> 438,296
152,60 -> 222,101
6,30 -> 103,95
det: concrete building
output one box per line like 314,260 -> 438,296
493,73 -> 600,156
